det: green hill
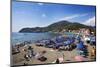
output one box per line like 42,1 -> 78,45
19,20 -> 95,33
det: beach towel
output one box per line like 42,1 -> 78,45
38,56 -> 47,61
74,56 -> 86,61
58,57 -> 64,63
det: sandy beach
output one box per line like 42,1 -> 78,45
12,42 -> 96,66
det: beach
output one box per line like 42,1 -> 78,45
12,42 -> 96,66
11,31 -> 96,66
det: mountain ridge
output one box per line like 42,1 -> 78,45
19,20 -> 95,33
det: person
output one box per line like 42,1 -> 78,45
24,54 -> 30,61
28,46 -> 35,58
23,62 -> 28,66
83,46 -> 88,57
12,46 -> 20,54
90,47 -> 96,59
56,58 -> 60,64
28,46 -> 33,50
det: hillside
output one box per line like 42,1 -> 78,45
19,20 -> 95,33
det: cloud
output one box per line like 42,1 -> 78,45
53,13 -> 88,22
42,13 -> 46,18
60,15 -> 79,20
61,13 -> 88,20
38,3 -> 44,5
83,16 -> 95,26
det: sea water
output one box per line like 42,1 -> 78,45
11,32 -> 60,45
11,32 -> 76,45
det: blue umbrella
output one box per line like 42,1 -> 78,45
55,43 -> 63,48
63,40 -> 71,46
90,36 -> 96,45
76,36 -> 81,41
76,41 -> 85,50
56,36 -> 68,43
90,36 -> 96,42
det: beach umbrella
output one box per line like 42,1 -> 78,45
56,36 -> 68,42
69,38 -> 75,43
76,36 -> 81,41
84,36 -> 90,42
90,36 -> 95,41
90,36 -> 96,45
55,43 -> 63,48
74,55 -> 86,61
40,39 -> 50,46
56,37 -> 64,43
63,40 -> 71,46
76,41 -> 85,50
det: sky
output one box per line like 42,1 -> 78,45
12,1 -> 96,32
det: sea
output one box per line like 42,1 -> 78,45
11,32 -> 76,45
